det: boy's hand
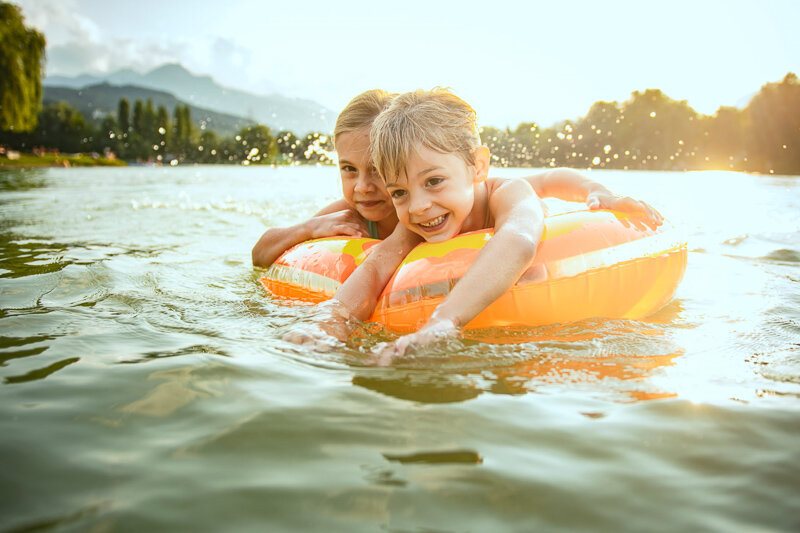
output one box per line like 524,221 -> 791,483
586,191 -> 664,229
370,318 -> 460,365
310,209 -> 370,239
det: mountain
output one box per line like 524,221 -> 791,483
43,83 -> 256,138
43,64 -> 336,135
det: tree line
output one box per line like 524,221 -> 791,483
0,96 -> 335,165
481,73 -> 799,175
2,74 -> 797,174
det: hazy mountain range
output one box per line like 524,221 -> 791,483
43,64 -> 336,135
42,83 -> 255,138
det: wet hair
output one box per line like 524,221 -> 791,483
333,89 -> 395,148
370,88 -> 482,182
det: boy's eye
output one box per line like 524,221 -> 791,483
390,190 -> 407,200
426,177 -> 444,187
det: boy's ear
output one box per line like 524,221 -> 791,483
472,146 -> 490,183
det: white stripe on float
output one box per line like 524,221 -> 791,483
262,264 -> 340,297
543,229 -> 685,279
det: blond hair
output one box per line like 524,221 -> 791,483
370,88 -> 482,182
333,89 -> 395,148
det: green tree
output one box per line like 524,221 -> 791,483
172,104 -> 193,157
30,101 -> 92,153
276,130 -> 302,163
181,105 -> 193,144
570,101 -> 622,168
613,89 -> 701,170
117,98 -> 130,135
511,122 -> 542,166
142,98 -> 158,147
745,73 -> 800,174
127,99 -> 150,160
196,130 -> 220,163
234,124 -> 277,164
702,106 -> 746,170
132,100 -> 144,135
0,2 -> 46,132
96,115 -> 119,154
298,132 -> 332,164
156,105 -> 169,156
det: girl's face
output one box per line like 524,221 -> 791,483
336,128 -> 395,222
384,145 -> 482,243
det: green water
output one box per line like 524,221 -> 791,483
1,166 -> 799,532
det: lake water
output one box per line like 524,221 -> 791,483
1,165 -> 799,532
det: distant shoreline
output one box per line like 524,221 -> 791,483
0,152 -> 126,168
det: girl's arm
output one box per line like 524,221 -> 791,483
252,199 -> 368,267
392,179 -> 544,357
524,168 -> 663,225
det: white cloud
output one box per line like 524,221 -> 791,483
46,38 -> 190,76
17,0 -> 101,46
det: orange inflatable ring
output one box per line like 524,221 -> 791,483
260,209 -> 687,333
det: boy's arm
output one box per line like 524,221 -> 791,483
283,225 -> 420,348
392,179 -> 544,356
333,224 -> 421,320
524,168 -> 663,226
252,199 -> 368,268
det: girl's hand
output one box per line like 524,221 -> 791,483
283,323 -> 342,352
309,209 -> 370,239
586,191 -> 664,228
283,299 -> 354,351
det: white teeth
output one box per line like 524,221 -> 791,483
419,214 -> 446,228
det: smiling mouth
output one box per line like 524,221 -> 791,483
417,214 -> 448,231
358,200 -> 383,208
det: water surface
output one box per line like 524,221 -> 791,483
1,166 -> 799,532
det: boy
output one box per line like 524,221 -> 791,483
325,88 -> 545,357
286,88 -> 664,358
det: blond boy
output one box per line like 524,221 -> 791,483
330,89 -> 545,356
288,88 -> 663,358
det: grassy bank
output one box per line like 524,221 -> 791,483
0,152 -> 127,168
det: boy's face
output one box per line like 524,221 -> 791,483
336,128 -> 395,222
385,145 -> 482,243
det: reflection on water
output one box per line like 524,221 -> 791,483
1,166 -> 799,532
0,168 -> 50,192
384,449 -> 483,464
350,317 -> 685,404
4,356 -> 79,384
119,364 -> 224,417
0,238 -> 73,278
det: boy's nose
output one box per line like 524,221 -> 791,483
408,193 -> 431,216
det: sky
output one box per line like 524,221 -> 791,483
15,0 -> 800,128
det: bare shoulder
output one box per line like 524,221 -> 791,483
486,176 -> 534,200
486,176 -> 543,226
